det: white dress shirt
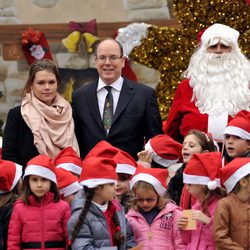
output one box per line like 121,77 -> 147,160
97,76 -> 124,120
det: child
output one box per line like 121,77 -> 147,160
67,156 -> 136,249
8,155 -> 70,250
168,129 -> 218,208
83,140 -> 137,212
177,152 -> 225,249
137,134 -> 183,169
213,158 -> 250,249
0,160 -> 22,250
223,110 -> 250,163
55,146 -> 83,177
127,166 -> 186,249
56,168 -> 82,204
114,150 -> 137,213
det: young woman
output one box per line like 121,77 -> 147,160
2,59 -> 79,167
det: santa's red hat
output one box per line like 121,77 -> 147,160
145,134 -> 182,167
201,23 -> 239,46
183,152 -> 222,190
130,166 -> 168,196
56,168 -> 82,197
24,155 -> 57,184
0,160 -> 22,193
223,110 -> 250,140
85,140 -> 120,159
114,150 -> 137,175
80,157 -> 117,188
221,158 -> 250,193
54,147 -> 83,176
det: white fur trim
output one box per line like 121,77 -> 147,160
146,141 -> 178,168
223,126 -> 250,140
130,173 -> 166,196
116,163 -> 136,175
80,178 -> 117,188
201,23 -> 239,46
24,165 -> 57,184
208,112 -> 228,140
183,173 -> 220,187
224,163 -> 250,193
59,181 -> 82,197
11,164 -> 23,191
56,163 -> 82,175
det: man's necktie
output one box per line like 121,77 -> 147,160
103,86 -> 113,135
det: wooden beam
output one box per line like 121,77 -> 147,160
1,19 -> 181,60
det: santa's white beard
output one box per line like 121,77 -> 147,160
184,49 -> 250,116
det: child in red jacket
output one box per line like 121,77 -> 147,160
0,159 -> 22,250
8,155 -> 70,250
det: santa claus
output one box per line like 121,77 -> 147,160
165,23 -> 250,143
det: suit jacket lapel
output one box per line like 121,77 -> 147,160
112,79 -> 134,125
86,81 -> 103,129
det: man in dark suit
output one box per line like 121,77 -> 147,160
72,39 -> 163,159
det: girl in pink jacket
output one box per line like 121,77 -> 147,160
127,166 -> 186,250
177,152 -> 226,250
8,155 -> 70,250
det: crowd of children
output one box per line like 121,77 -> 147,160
0,110 -> 249,250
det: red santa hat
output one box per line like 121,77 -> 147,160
114,150 -> 137,175
183,152 -> 222,190
130,166 -> 168,196
54,147 -> 83,176
56,168 -> 82,197
24,155 -> 57,184
80,157 -> 118,188
221,158 -> 250,193
223,110 -> 250,140
85,140 -> 120,159
144,134 -> 183,167
0,160 -> 23,193
201,23 -> 240,46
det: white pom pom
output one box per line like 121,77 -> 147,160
207,180 -> 217,190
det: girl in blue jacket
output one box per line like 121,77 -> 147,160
68,156 -> 136,250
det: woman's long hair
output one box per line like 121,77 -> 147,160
22,59 -> 61,96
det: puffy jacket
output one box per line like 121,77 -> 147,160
0,202 -> 14,250
126,202 -> 186,250
68,197 -> 135,250
8,192 -> 70,250
213,193 -> 250,250
183,195 -> 220,250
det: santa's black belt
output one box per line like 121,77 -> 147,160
21,240 -> 66,248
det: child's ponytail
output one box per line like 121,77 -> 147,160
70,187 -> 95,245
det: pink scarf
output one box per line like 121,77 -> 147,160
21,92 -> 79,159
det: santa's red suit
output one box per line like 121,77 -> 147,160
164,79 -> 232,143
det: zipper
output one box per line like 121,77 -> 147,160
103,212 -> 114,246
41,200 -> 45,250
